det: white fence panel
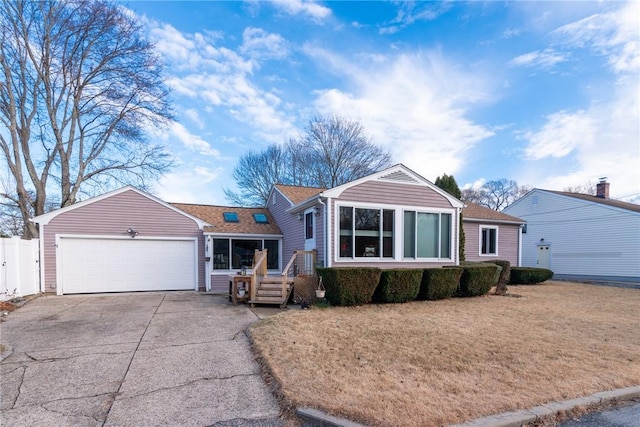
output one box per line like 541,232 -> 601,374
1,237 -> 40,300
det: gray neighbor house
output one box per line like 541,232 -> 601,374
504,179 -> 640,283
33,164 -> 525,296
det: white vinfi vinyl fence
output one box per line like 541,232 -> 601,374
1,237 -> 40,301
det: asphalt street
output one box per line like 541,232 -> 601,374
558,400 -> 640,427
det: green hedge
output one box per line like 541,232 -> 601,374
454,264 -> 500,297
418,267 -> 463,300
509,267 -> 554,284
316,267 -> 382,306
373,269 -> 422,303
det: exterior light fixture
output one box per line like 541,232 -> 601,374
127,227 -> 138,238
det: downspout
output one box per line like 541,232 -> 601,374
518,224 -> 523,267
317,197 -> 327,268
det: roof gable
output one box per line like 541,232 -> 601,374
322,164 -> 465,208
272,184 -> 326,205
33,186 -> 207,228
171,203 -> 282,235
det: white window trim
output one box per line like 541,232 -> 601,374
333,201 -> 456,263
208,235 -> 282,274
479,225 -> 499,257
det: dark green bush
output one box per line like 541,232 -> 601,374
418,267 -> 463,300
373,269 -> 422,303
455,264 -> 500,297
316,267 -> 382,306
510,267 -> 554,284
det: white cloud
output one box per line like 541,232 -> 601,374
306,48 -> 494,181
553,1 -> 640,74
516,2 -> 640,200
183,108 -> 204,129
147,21 -> 297,142
169,123 -> 221,157
379,2 -> 451,35
510,49 -> 569,69
155,166 -> 225,205
240,27 -> 290,60
523,110 -> 594,160
270,0 -> 332,21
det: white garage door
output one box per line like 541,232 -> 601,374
59,237 -> 197,294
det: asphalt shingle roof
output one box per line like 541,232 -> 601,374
462,202 -> 525,223
547,191 -> 640,213
171,203 -> 282,234
274,184 -> 326,205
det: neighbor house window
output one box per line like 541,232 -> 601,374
403,211 -> 452,259
480,226 -> 498,256
212,238 -> 280,270
339,206 -> 394,258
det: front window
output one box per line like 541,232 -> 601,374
339,206 -> 394,258
480,226 -> 498,255
404,211 -> 452,259
212,238 -> 280,270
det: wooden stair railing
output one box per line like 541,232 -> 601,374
249,249 -> 317,308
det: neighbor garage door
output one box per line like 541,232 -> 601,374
59,237 -> 197,294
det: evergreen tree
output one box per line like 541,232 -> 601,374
435,174 -> 465,261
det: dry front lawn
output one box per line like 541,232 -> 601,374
250,282 -> 640,426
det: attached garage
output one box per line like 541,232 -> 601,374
34,187 -> 208,295
58,236 -> 197,294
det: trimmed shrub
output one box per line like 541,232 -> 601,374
373,269 -> 422,303
510,267 -> 554,285
316,267 -> 382,306
418,267 -> 463,300
455,264 -> 500,297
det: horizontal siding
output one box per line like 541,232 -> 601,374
42,190 -> 205,293
267,190 -> 305,265
338,181 -> 454,208
463,222 -> 520,265
331,261 -> 456,269
505,191 -> 640,278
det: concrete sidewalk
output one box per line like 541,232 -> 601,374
0,292 -> 284,426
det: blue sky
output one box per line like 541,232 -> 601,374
124,1 -> 640,205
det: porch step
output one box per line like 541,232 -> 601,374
256,289 -> 285,297
249,296 -> 286,304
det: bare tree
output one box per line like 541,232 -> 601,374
563,181 -> 597,195
224,144 -> 290,207
225,115 -> 392,206
296,115 -> 392,188
462,179 -> 531,211
0,0 -> 173,238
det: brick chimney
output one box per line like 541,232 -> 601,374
596,177 -> 610,199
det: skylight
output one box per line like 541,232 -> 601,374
253,213 -> 268,224
223,212 -> 239,222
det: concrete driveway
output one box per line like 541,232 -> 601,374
0,292 -> 284,426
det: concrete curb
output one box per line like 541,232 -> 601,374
450,385 -> 640,427
296,408 -> 367,427
296,386 -> 640,427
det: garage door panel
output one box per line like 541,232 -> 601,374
60,238 -> 196,294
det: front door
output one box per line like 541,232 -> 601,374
537,244 -> 551,269
304,208 -> 316,251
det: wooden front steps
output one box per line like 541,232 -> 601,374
250,277 -> 294,308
